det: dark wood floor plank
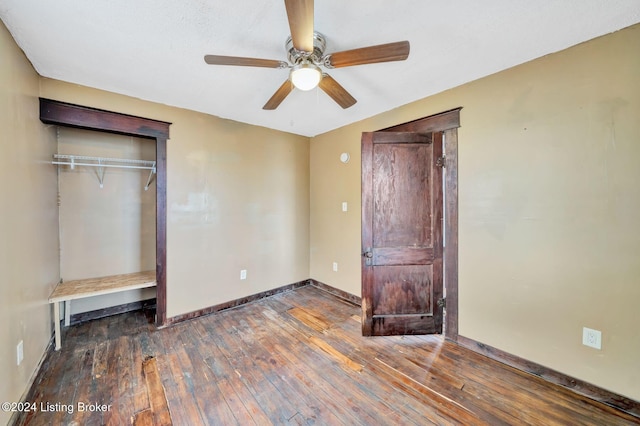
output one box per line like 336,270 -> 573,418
204,312 -> 300,424
142,357 -> 172,426
175,336 -> 239,426
69,346 -> 103,426
259,303 -> 430,425
14,285 -> 640,426
116,336 -> 134,400
132,408 -> 154,426
309,335 -> 364,372
335,313 -> 595,425
192,320 -> 272,425
374,351 -> 516,425
103,337 -> 130,425
324,319 -> 510,425
247,312 -> 375,424
47,346 -> 90,425
260,299 -> 448,425
269,341 -> 377,425
288,306 -> 331,331
163,349 -> 206,425
402,336 -> 612,425
181,333 -> 243,426
131,338 -> 151,416
15,350 -> 61,426
295,315 -> 469,424
218,307 -> 345,424
347,313 -> 605,425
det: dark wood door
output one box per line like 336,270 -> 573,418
361,130 -> 444,336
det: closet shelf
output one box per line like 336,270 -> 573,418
52,154 -> 157,190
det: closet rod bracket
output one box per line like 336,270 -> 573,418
144,166 -> 157,191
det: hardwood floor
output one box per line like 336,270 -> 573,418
13,285 -> 640,425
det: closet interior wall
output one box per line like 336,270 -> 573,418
57,127 -> 157,315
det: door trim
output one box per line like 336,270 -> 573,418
381,108 -> 461,340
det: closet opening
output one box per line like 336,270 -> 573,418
40,98 -> 171,338
55,128 -> 157,323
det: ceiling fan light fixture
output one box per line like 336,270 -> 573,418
290,62 -> 322,91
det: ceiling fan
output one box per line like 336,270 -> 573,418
203,0 -> 410,110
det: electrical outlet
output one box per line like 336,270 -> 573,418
332,262 -> 338,272
240,269 -> 247,280
17,340 -> 24,366
582,327 -> 602,350
342,202 -> 348,212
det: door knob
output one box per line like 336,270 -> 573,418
363,248 -> 373,266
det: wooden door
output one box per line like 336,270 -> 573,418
361,131 -> 444,336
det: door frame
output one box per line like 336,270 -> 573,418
39,98 -> 171,326
380,107 -> 461,340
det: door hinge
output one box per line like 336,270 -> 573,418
436,156 -> 446,168
437,297 -> 446,308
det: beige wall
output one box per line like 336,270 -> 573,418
310,24 -> 640,400
0,21 -> 59,425
40,79 -> 310,319
57,128 -> 156,314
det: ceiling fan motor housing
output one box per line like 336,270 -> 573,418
286,32 -> 327,66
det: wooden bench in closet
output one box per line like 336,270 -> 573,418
48,271 -> 156,350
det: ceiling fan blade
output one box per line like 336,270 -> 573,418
263,79 -> 295,110
204,55 -> 287,69
284,0 -> 314,52
326,41 -> 410,68
319,74 -> 357,109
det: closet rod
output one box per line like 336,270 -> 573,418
52,154 -> 156,170
52,154 -> 156,190
51,161 -> 155,171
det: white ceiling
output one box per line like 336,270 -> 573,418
1,1 -> 639,137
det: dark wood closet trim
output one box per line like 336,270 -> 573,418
456,335 -> 640,419
382,107 -> 462,341
39,98 -> 171,326
39,99 -> 170,139
165,280 -> 310,326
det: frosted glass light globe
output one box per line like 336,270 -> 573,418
291,63 -> 322,91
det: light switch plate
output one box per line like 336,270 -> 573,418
17,340 -> 23,366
